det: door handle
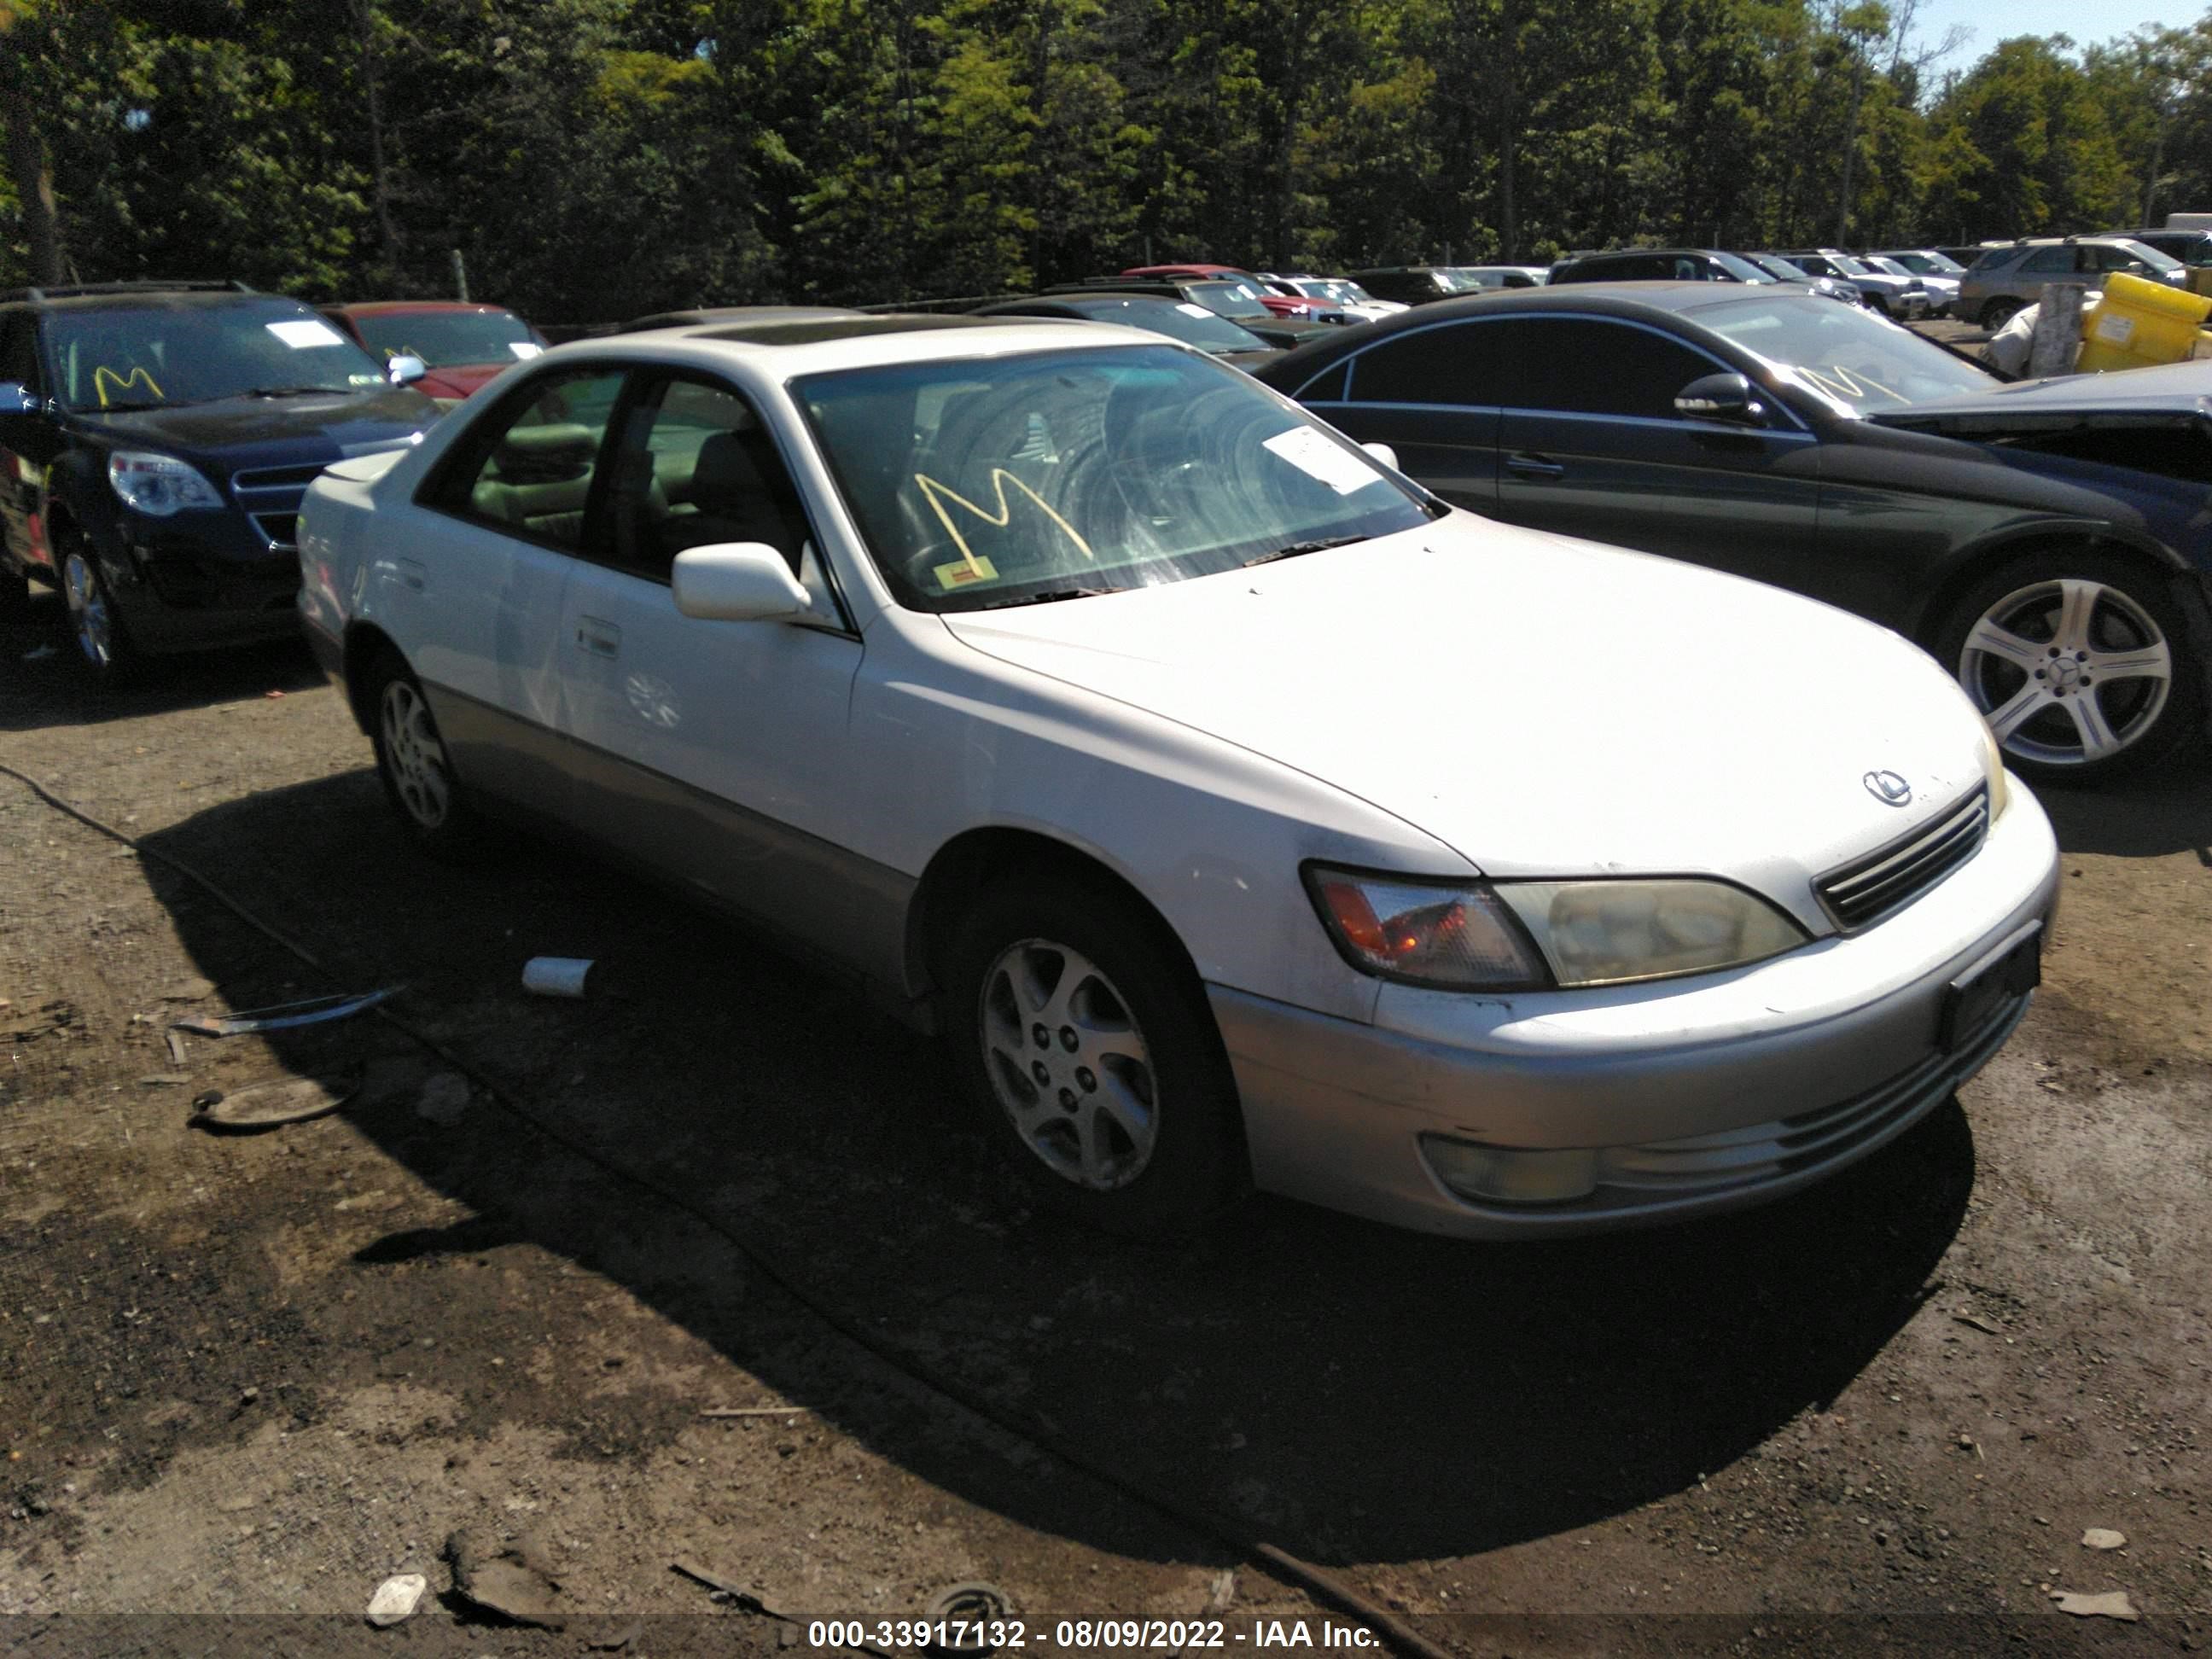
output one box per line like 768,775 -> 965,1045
1505,453 -> 1564,480
395,557 -> 427,592
574,616 -> 620,658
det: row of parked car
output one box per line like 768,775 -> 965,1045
10,255 -> 2205,1241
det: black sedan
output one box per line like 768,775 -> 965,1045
971,293 -> 1283,372
1256,285 -> 2212,783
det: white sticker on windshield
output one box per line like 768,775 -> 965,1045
266,319 -> 346,349
1175,303 -> 1214,319
1262,426 -> 1379,495
509,341 -> 544,359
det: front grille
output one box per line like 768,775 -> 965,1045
231,463 -> 328,551
1816,786 -> 1988,931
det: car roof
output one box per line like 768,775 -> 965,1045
326,300 -> 522,317
1253,282 -> 1830,378
0,284 -> 289,314
546,314 -> 1166,378
612,304 -> 862,335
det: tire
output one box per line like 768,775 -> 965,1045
1979,297 -> 2023,331
1932,549 -> 2202,785
942,876 -> 1246,1238
57,538 -> 140,684
0,566 -> 32,620
364,648 -> 492,859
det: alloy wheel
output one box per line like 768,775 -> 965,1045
1958,578 -> 2171,768
380,679 -> 452,829
61,551 -> 112,669
977,939 -> 1158,1190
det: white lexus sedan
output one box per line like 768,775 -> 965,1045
297,314 -> 2060,1239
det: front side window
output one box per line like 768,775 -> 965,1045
795,345 -> 1436,614
0,313 -> 40,391
603,375 -> 817,585
1493,319 -> 1715,420
435,367 -> 626,550
45,301 -> 388,412
351,309 -> 541,370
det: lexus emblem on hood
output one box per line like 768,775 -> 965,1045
1863,770 -> 1912,806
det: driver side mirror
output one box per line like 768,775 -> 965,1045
387,354 -> 428,387
672,544 -> 814,622
1674,371 -> 1767,426
0,380 -> 58,460
1359,440 -> 1400,472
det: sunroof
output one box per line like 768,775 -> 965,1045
698,315 -> 1006,346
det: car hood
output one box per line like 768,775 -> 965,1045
76,386 -> 438,474
1871,359 -> 2212,439
940,515 -> 1990,901
413,362 -> 509,402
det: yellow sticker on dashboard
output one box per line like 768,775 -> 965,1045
934,555 -> 1000,591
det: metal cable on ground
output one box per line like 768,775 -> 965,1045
0,756 -> 1455,1659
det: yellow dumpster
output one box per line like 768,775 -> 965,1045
2076,271 -> 2212,372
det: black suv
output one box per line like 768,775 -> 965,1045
1547,248 -> 1779,286
0,282 -> 438,680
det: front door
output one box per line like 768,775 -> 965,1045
1487,316 -> 1824,589
550,370 -> 872,950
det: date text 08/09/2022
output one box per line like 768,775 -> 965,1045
806,1620 -> 1383,1651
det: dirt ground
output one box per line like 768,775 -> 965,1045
0,575 -> 2207,1658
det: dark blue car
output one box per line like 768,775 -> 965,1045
0,282 -> 439,681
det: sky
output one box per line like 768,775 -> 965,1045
1910,0 -> 2202,67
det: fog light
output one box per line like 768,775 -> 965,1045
1422,1135 -> 1598,1206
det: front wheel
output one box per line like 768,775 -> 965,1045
1935,552 -> 2201,784
59,542 -> 138,683
1979,297 -> 2023,331
942,878 -> 1246,1238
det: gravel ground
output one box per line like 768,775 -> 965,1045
0,578 -> 2206,1657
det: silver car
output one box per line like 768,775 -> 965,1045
1958,237 -> 2189,329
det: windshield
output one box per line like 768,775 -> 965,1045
1823,253 -> 1875,276
795,345 -> 1436,614
1746,255 -> 1811,283
1067,300 -> 1265,354
1685,294 -> 1997,411
48,302 -> 389,412
1291,279 -> 1375,306
1710,251 -> 1781,283
1866,257 -> 1913,278
351,308 -> 540,369
1185,280 -> 1272,321
1890,251 -> 1965,276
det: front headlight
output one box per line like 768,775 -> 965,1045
1976,718 -> 2011,820
1305,867 -> 1807,991
1493,880 -> 1807,987
108,451 -> 224,516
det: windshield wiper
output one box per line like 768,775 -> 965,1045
242,386 -> 343,399
1242,533 -> 1367,568
977,585 -> 1119,609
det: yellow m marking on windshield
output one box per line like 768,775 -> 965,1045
913,469 -> 1095,578
1798,364 -> 1901,405
93,365 -> 163,407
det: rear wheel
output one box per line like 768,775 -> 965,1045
1979,297 -> 2023,331
1935,550 -> 2200,784
943,877 -> 1245,1238
364,649 -> 492,859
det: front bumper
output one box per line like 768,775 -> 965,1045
1211,782 -> 2060,1238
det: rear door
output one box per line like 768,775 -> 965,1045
1293,317 -> 1511,509
398,362 -> 629,818
1489,315 -> 1823,579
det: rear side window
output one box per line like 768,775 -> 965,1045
0,312 -> 39,391
1350,321 -> 1509,406
2018,247 -> 2072,274
429,366 -> 626,550
1493,318 -> 1714,421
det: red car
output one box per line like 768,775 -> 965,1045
319,300 -> 547,406
1119,264 -> 1336,321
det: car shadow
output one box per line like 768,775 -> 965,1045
137,770 -> 1974,1569
0,591 -> 323,732
2033,766 -> 2212,862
